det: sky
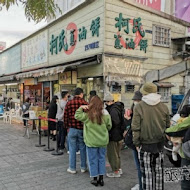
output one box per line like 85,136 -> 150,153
0,3 -> 46,49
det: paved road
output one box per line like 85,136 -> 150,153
0,120 -> 181,190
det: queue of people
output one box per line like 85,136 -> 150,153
21,83 -> 190,190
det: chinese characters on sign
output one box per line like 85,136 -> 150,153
164,167 -> 190,183
114,13 -> 148,53
22,31 -> 47,68
50,17 -> 100,55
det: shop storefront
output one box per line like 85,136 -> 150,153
47,0 -> 104,101
1,0 -> 190,114
103,0 -> 190,111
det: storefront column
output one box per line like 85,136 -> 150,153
50,81 -> 53,101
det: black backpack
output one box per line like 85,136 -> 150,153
124,126 -> 136,150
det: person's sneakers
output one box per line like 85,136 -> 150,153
81,169 -> 87,173
67,151 -> 80,155
58,147 -> 65,151
67,168 -> 77,174
106,172 -> 121,178
131,184 -> 139,190
119,168 -> 123,175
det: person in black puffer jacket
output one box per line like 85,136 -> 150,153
48,96 -> 58,141
104,92 -> 125,178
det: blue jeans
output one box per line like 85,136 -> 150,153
67,136 -> 79,152
86,147 -> 106,177
68,128 -> 87,171
132,149 -> 142,190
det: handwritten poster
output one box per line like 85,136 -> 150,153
22,31 -> 47,68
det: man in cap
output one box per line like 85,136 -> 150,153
64,88 -> 88,174
132,83 -> 170,190
104,92 -> 125,178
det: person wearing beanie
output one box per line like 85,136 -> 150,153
131,83 -> 170,190
64,88 -> 88,174
124,91 -> 143,190
104,92 -> 125,178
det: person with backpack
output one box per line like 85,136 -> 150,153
104,92 -> 125,178
124,91 -> 143,190
132,83 -> 170,190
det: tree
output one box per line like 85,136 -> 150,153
0,0 -> 61,23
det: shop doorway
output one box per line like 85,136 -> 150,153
24,83 -> 42,107
60,84 -> 76,97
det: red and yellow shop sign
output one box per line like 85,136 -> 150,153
24,78 -> 37,85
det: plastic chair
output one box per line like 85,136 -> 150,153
9,109 -> 16,124
3,111 -> 10,123
15,107 -> 22,120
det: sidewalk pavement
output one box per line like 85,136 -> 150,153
0,120 -> 181,190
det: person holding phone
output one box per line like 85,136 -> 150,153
75,96 -> 112,186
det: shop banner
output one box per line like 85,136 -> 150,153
22,31 -> 48,69
48,0 -> 103,66
24,78 -> 37,85
175,0 -> 190,33
0,44 -> 21,76
135,0 -> 163,11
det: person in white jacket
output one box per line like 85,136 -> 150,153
56,90 -> 69,150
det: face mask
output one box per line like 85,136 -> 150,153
134,101 -> 139,106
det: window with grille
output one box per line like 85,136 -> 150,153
111,83 -> 121,93
125,85 -> 135,93
153,25 -> 171,47
158,87 -> 171,102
